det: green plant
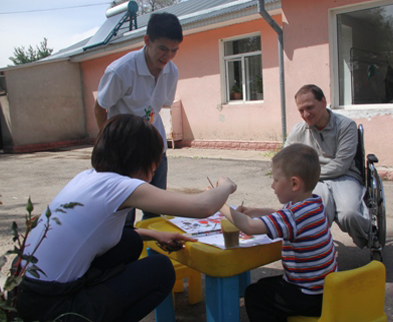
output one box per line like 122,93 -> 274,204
231,82 -> 242,94
254,76 -> 262,93
0,198 -> 83,322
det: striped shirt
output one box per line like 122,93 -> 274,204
261,195 -> 337,295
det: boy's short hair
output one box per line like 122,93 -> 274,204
295,84 -> 325,102
272,144 -> 320,191
147,12 -> 183,42
92,114 -> 163,177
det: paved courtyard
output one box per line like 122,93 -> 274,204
0,146 -> 392,321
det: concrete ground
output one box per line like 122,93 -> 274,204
0,146 -> 392,321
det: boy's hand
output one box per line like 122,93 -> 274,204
236,205 -> 248,214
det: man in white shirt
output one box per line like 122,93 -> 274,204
94,12 -> 183,221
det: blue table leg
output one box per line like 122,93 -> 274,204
239,271 -> 251,297
205,275 -> 240,322
147,248 -> 176,322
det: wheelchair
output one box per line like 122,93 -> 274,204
355,124 -> 387,261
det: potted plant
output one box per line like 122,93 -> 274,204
231,82 -> 242,100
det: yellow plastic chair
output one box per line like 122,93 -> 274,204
135,217 -> 203,305
287,261 -> 387,322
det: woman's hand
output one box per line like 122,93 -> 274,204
156,232 -> 197,253
216,176 -> 237,194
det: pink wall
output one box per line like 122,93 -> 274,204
81,50 -> 135,138
80,1 -> 392,169
81,16 -> 284,146
174,16 -> 283,143
282,0 -> 393,168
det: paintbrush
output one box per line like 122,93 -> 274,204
207,176 -> 215,189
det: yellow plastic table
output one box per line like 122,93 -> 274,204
147,219 -> 282,322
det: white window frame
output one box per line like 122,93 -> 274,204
219,32 -> 263,104
329,0 -> 393,111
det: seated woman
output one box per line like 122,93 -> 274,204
17,114 -> 236,322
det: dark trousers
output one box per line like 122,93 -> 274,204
245,275 -> 323,322
125,153 -> 168,226
17,228 -> 175,322
92,227 -> 175,321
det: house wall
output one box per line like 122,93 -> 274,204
80,0 -> 392,172
174,16 -> 283,145
2,61 -> 86,152
282,0 -> 393,170
81,52 -> 127,139
82,15 -> 284,149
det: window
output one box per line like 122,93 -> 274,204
223,35 -> 263,102
335,2 -> 393,106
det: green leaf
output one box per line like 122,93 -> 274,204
59,202 -> 84,209
51,217 -> 62,225
0,299 -> 18,311
6,246 -> 22,257
3,275 -> 23,292
21,254 -> 38,264
11,221 -> 18,241
0,255 -> 6,270
31,215 -> 39,229
27,264 -> 46,278
54,208 -> 66,213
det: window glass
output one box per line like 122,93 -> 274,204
337,5 -> 393,105
223,35 -> 262,102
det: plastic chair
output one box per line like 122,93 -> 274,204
287,261 -> 387,322
135,217 -> 203,305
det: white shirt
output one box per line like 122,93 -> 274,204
97,47 -> 179,152
23,169 -> 144,283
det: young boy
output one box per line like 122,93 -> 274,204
220,143 -> 337,322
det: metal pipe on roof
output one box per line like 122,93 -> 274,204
257,0 -> 287,144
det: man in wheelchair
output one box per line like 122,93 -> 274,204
284,84 -> 385,259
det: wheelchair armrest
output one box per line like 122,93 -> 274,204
367,154 -> 379,163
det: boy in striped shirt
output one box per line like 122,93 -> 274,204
220,143 -> 337,322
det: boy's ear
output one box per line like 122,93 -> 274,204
290,176 -> 302,191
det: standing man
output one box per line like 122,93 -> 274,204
94,12 -> 183,221
285,84 -> 370,249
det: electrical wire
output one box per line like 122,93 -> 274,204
0,3 -> 111,15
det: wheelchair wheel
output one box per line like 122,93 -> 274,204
376,176 -> 386,248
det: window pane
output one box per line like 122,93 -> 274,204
245,55 -> 263,101
337,5 -> 393,105
228,60 -> 243,100
224,36 -> 261,55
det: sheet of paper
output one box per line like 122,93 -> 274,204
169,211 -> 281,249
195,232 -> 281,250
169,212 -> 224,235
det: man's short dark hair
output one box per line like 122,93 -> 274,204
147,12 -> 183,42
273,144 -> 321,192
92,114 -> 163,177
295,84 -> 325,102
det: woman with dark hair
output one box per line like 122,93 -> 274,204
17,114 -> 236,322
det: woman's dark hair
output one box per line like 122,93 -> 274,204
295,84 -> 325,101
147,12 -> 183,42
92,114 -> 163,177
